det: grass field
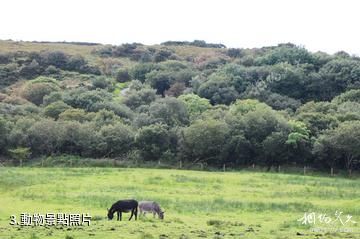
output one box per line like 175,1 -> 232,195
0,167 -> 359,239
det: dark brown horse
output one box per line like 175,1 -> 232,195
107,199 -> 138,221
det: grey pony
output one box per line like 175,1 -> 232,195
138,201 -> 165,219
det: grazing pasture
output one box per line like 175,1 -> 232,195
0,167 -> 359,239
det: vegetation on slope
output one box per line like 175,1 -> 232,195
0,40 -> 359,174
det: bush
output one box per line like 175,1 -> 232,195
44,101 -> 72,119
116,69 -> 131,83
21,77 -> 60,105
92,76 -> 112,89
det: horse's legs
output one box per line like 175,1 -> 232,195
129,209 -> 134,221
119,212 -> 122,221
134,207 -> 138,220
117,211 -> 120,221
153,212 -> 156,218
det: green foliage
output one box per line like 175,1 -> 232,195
98,123 -> 134,157
332,89 -> 360,104
178,93 -> 211,120
1,40 -> 360,173
92,76 -> 112,89
123,88 -> 157,110
286,120 -> 310,147
63,88 -> 113,111
21,77 -> 60,105
8,147 -> 31,166
197,75 -> 239,105
0,117 -> 10,154
147,97 -> 189,127
135,123 -> 170,161
44,101 -> 72,119
314,121 -> 360,175
59,108 -> 92,122
181,119 -> 230,165
115,68 -> 131,82
130,63 -> 157,82
256,43 -> 314,65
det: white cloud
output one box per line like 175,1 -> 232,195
0,0 -> 359,55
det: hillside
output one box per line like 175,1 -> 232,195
0,39 -> 359,174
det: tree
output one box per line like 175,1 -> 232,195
28,119 -> 64,155
295,101 -> 338,136
314,121 -> 360,176
286,120 -> 312,166
21,77 -> 60,105
19,59 -> 41,78
8,147 -> 31,167
123,88 -> 157,110
178,94 -> 211,121
44,101 -> 72,119
332,89 -> 360,104
135,124 -> 170,161
227,99 -> 290,166
147,97 -> 189,127
180,119 -> 230,166
98,123 -> 134,157
92,76 -> 112,89
262,132 -> 289,171
130,63 -> 157,82
266,63 -> 307,100
58,109 -> 92,122
315,59 -> 360,100
256,43 -> 314,65
197,75 -> 239,105
116,69 -> 131,83
0,117 -> 10,154
63,89 -> 112,111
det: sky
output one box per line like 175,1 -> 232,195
1,0 -> 359,55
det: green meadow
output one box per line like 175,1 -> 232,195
0,167 -> 359,239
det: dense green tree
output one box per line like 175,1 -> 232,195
332,89 -> 360,104
21,77 -> 60,105
0,117 -> 10,154
147,97 -> 189,127
44,101 -> 72,119
256,43 -> 314,65
28,119 -> 63,155
58,109 -> 92,122
123,88 -> 157,110
92,76 -> 112,89
98,123 -> 134,157
178,94 -> 211,121
116,69 -> 131,83
130,63 -> 157,82
180,119 -> 230,166
135,124 -> 170,161
63,88 -> 112,111
198,75 -> 239,105
314,121 -> 360,176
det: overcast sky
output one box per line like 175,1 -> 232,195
1,0 -> 359,55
